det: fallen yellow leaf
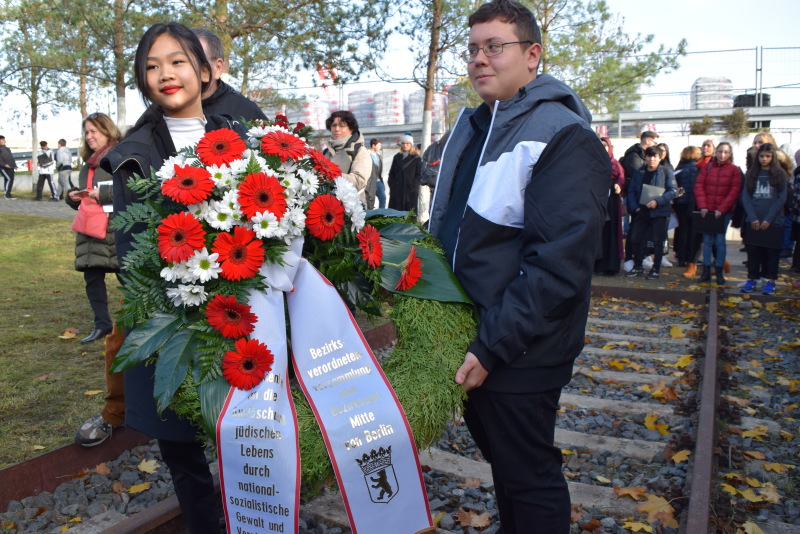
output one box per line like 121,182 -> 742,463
594,475 -> 611,484
621,522 -> 653,532
744,450 -> 766,460
138,459 -> 160,474
742,425 -> 769,440
741,520 -> 766,534
128,482 -> 151,494
763,463 -> 793,473
759,484 -> 781,504
739,488 -> 763,502
32,445 -> 45,450
745,477 -> 762,488
779,430 -> 794,442
84,390 -> 103,396
614,486 -> 647,501
671,450 -> 691,463
721,483 -> 738,495
669,325 -> 686,339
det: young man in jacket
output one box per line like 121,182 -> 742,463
428,0 -> 609,531
0,135 -> 16,199
625,146 -> 678,279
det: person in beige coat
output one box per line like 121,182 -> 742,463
323,110 -> 372,204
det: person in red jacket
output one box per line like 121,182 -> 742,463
695,141 -> 742,284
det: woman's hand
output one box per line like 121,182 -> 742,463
714,210 -> 722,218
700,208 -> 708,217
614,184 -> 621,195
759,221 -> 770,230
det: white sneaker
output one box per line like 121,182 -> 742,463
643,257 -> 654,270
661,257 -> 673,268
624,259 -> 634,272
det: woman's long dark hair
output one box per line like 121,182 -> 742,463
745,143 -> 786,195
133,22 -> 211,107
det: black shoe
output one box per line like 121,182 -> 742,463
715,266 -> 726,285
32,197 -> 42,201
646,268 -> 660,280
48,197 -> 59,202
626,267 -> 643,278
4,194 -> 15,200
699,266 -> 711,282
780,248 -> 793,259
80,327 -> 113,344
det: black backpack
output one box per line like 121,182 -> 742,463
37,152 -> 53,166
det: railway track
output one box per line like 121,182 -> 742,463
2,286 -> 799,533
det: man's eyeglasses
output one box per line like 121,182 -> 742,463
462,41 -> 533,63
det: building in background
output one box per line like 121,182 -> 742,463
691,77 -> 733,109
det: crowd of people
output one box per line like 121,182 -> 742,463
594,131 -> 800,294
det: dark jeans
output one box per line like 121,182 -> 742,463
464,388 -> 569,534
158,439 -> 221,534
746,245 -> 779,280
673,204 -> 701,264
84,269 -> 112,330
630,211 -> 668,270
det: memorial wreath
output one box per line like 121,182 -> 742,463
110,114 -> 477,493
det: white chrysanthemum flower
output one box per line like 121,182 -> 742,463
279,206 -> 306,242
281,173 -> 301,199
166,284 -> 208,307
349,203 -> 366,232
219,189 -> 241,214
334,177 -> 360,212
250,211 -> 281,239
205,164 -> 233,189
186,201 -> 211,220
246,125 -> 272,140
228,157 -> 252,178
206,202 -> 234,231
160,263 -> 179,282
156,155 -> 187,181
174,261 -> 196,284
297,168 -> 319,199
186,248 -> 222,283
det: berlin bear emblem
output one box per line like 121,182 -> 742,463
356,446 -> 399,503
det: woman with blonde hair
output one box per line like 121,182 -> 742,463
67,112 -> 123,447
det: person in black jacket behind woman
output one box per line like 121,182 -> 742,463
101,22 -> 247,534
672,146 -> 701,276
387,134 -> 422,212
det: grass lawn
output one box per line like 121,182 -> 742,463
0,213 -> 122,468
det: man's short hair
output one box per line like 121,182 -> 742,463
58,139 -> 66,146
0,135 -> 5,140
192,27 -> 225,61
644,146 -> 662,157
370,138 -> 381,148
325,110 -> 359,133
468,0 -> 542,46
640,131 -> 659,143
40,140 -> 48,147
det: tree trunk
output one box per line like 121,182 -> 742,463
421,0 -> 443,153
113,0 -> 126,130
80,57 -> 87,117
30,70 -> 39,191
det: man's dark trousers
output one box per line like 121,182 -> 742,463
463,387 -> 569,533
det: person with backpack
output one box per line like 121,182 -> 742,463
322,110 -> 371,204
55,139 -> 73,200
35,140 -> 57,201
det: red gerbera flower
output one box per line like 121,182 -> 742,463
212,226 -> 265,281
260,131 -> 307,163
161,165 -> 215,205
238,172 -> 287,220
396,246 -> 422,291
307,149 -> 342,181
157,212 -> 206,263
195,128 -> 246,167
306,194 -> 345,241
205,294 -> 257,338
357,224 -> 383,268
222,338 -> 274,390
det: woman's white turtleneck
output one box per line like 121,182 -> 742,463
164,115 -> 207,153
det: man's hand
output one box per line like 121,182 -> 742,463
751,220 -> 761,230
455,352 -> 488,392
646,200 -> 657,209
760,221 -> 770,230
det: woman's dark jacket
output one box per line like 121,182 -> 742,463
65,164 -> 119,273
387,152 -> 422,211
673,160 -> 699,208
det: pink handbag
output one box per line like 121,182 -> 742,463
71,169 -> 109,240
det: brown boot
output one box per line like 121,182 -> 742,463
723,260 -> 730,273
683,263 -> 697,278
